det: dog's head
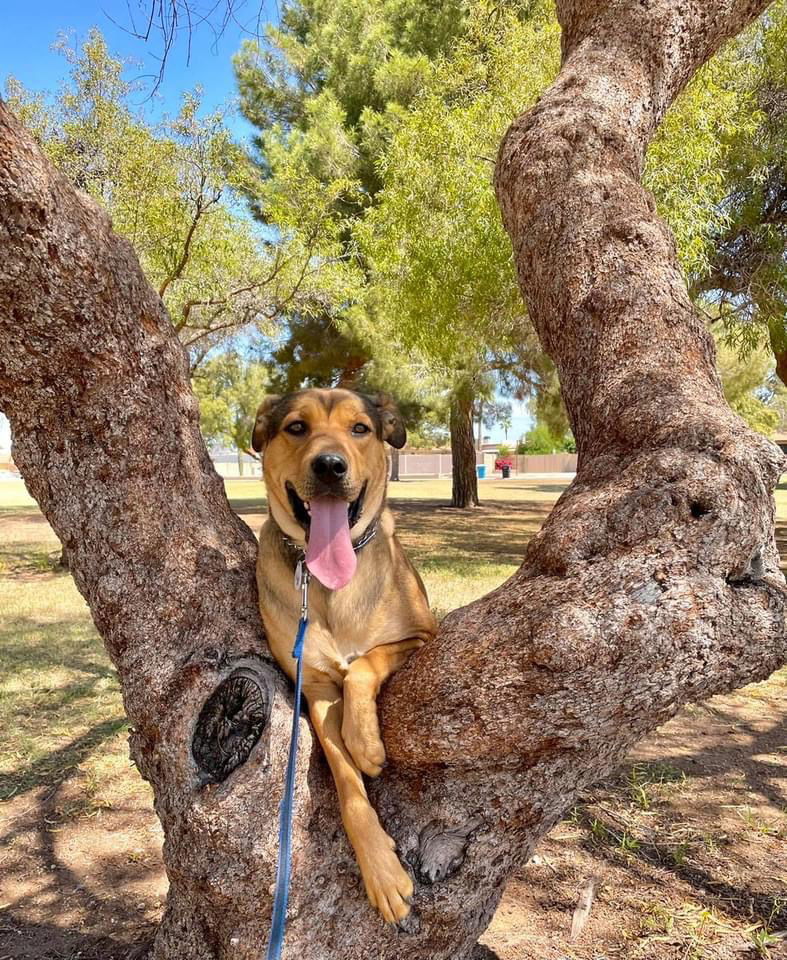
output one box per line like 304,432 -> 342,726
252,388 -> 405,589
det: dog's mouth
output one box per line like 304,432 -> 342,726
285,481 -> 366,533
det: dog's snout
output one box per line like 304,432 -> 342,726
312,453 -> 348,482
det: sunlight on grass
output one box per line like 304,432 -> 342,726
422,563 -> 517,621
1,471 -> 785,824
0,478 -> 38,509
0,572 -> 128,801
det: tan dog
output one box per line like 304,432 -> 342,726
252,388 -> 437,923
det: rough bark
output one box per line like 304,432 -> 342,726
0,3 -> 785,959
450,379 -> 480,508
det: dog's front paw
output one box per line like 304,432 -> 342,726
357,830 -> 413,924
342,704 -> 386,777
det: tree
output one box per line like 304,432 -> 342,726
234,0 -> 491,505
358,5 -> 559,508
705,3 -> 787,382
1,3 -> 785,959
475,397 -> 513,450
716,338 -> 782,436
192,355 -> 270,464
261,309 -> 447,460
640,1 -> 787,381
360,0 -> 787,501
518,422 -> 570,455
5,30 -> 348,367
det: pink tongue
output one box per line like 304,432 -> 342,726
305,496 -> 357,590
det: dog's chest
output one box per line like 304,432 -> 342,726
306,590 -> 380,675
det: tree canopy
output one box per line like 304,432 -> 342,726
4,29 -> 352,367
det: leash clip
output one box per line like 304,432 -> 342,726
294,557 -> 309,620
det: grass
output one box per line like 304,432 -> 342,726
0,569 -> 129,803
2,472 -> 787,960
636,901 -> 741,960
0,473 -> 566,813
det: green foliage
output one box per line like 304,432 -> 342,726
517,423 -> 573,455
358,3 -> 559,370
644,46 -> 759,281
235,0 -> 468,195
234,0 -> 475,436
4,30 -> 351,362
715,336 -> 781,436
644,1 -> 787,376
192,356 -> 269,453
407,410 -> 451,449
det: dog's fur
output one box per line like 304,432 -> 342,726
253,388 -> 436,922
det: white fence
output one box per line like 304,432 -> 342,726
208,450 -> 578,480
393,452 -> 577,477
394,453 -> 453,478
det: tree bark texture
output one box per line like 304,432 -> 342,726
450,378 -> 480,508
0,2 -> 785,957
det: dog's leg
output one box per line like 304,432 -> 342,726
342,637 -> 424,777
303,679 -> 413,923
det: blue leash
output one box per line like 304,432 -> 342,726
265,560 -> 310,960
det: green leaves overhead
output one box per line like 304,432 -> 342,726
358,4 -> 559,367
5,29 -> 355,364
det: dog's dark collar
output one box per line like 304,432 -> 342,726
280,516 -> 379,558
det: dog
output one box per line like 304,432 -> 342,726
252,388 -> 437,923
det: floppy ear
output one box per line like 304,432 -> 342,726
251,395 -> 282,452
372,393 -> 406,449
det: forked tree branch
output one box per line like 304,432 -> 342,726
0,2 -> 785,958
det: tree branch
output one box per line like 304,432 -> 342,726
158,184 -> 219,300
1,1 -> 785,956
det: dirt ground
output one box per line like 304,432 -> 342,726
482,677 -> 787,960
1,676 -> 784,960
1,479 -> 786,959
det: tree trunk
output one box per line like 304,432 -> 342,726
768,317 -> 787,389
1,2 -> 785,958
450,378 -> 480,508
390,446 -> 400,482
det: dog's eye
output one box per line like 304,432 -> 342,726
351,422 -> 371,435
284,420 -> 307,436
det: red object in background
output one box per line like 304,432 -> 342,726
495,457 -> 514,471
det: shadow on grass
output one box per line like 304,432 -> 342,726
575,803 -> 786,932
481,481 -> 570,495
0,543 -> 64,575
0,716 -> 127,798
571,704 -> 787,933
391,499 -> 550,568
0,617 -> 112,680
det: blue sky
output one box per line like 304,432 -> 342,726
0,1 -> 533,447
0,0 -> 272,139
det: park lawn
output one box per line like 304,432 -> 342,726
0,473 -> 786,959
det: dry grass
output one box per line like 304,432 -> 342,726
1,473 -> 786,959
0,474 -> 561,816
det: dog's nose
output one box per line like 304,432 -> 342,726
311,453 -> 348,482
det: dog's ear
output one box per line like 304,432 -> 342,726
251,395 -> 282,452
370,393 -> 406,449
